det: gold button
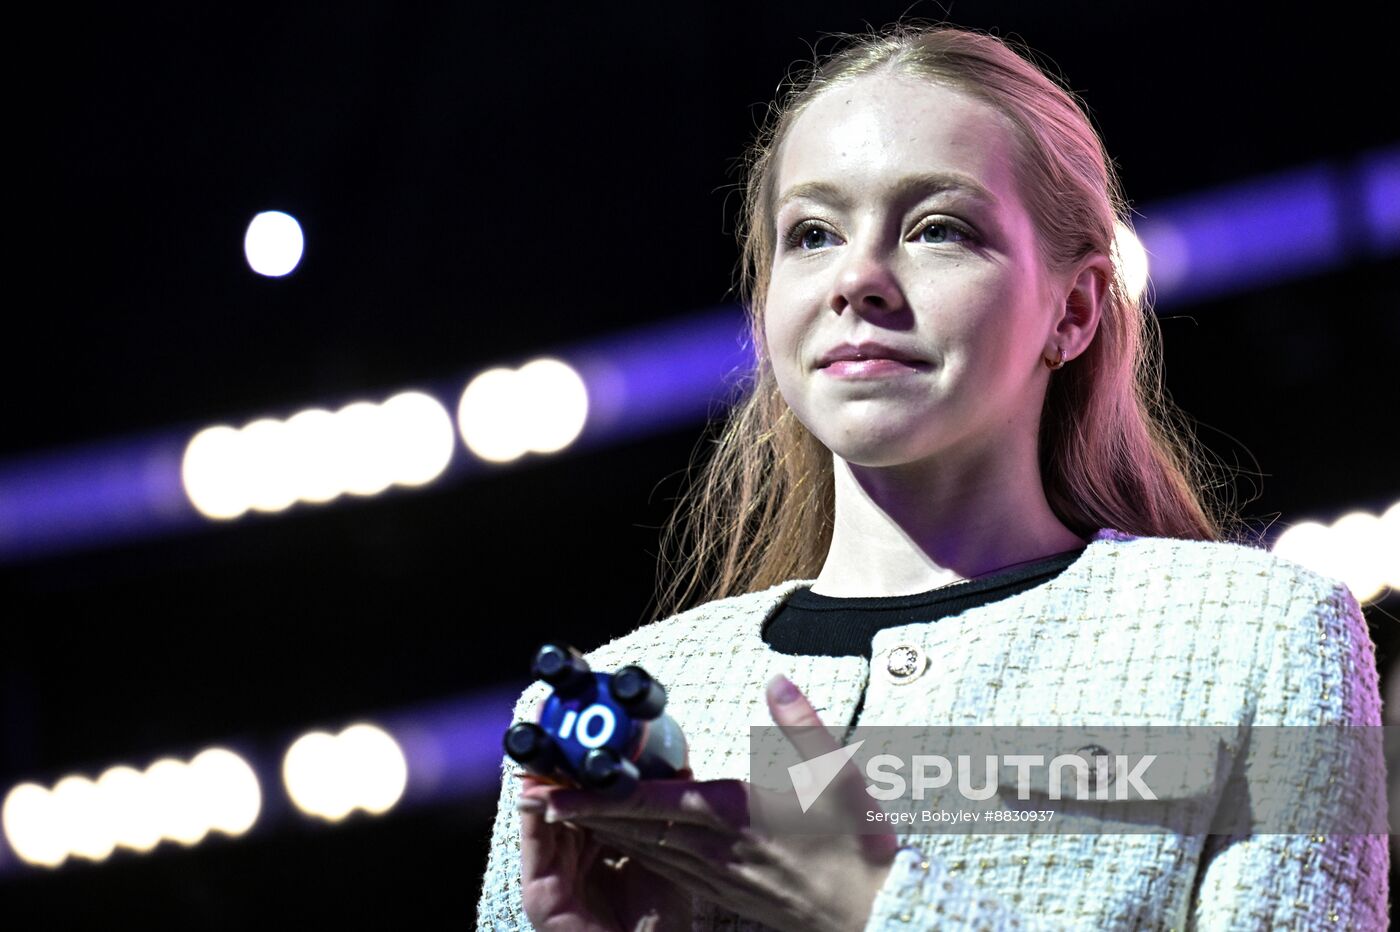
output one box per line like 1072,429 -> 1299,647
886,644 -> 928,682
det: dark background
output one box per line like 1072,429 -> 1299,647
5,1 -> 1397,926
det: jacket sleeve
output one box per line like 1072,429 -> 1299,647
1184,578 -> 1390,930
475,681 -> 550,931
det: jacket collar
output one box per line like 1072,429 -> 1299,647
730,526 -> 1134,656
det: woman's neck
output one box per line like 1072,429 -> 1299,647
808,448 -> 1086,598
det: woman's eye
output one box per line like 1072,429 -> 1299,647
782,218 -> 976,252
783,221 -> 835,251
917,220 -> 975,245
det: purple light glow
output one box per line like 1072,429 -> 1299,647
1361,147 -> 1400,254
0,433 -> 200,563
386,685 -> 528,804
1137,165 -> 1343,305
568,306 -> 754,449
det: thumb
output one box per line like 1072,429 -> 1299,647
763,674 -> 878,834
766,673 -> 841,761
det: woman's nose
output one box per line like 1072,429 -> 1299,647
828,245 -> 905,317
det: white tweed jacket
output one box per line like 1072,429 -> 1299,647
475,528 -> 1390,930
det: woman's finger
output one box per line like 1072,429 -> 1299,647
517,784 -> 563,882
765,674 -> 892,834
568,814 -> 766,869
596,832 -> 728,905
547,778 -> 750,832
765,674 -> 844,762
764,675 -> 853,784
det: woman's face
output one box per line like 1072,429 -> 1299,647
765,72 -> 1063,470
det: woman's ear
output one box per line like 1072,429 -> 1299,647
1048,253 -> 1112,363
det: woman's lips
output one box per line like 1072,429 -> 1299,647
820,358 -> 928,378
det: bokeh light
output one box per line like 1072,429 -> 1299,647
456,357 -> 589,463
243,210 -> 305,277
181,391 -> 454,520
282,723 -> 407,822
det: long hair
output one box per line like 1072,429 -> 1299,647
651,21 -> 1246,621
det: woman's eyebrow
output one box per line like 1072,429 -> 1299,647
776,172 -> 1000,213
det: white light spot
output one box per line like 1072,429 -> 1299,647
283,723 -> 407,822
188,748 -> 261,837
338,724 -> 408,816
456,357 -> 589,463
242,418 -> 299,514
1331,511 -> 1389,604
182,392 -> 455,520
457,367 -> 526,463
1,749 -> 262,868
283,408 -> 343,504
283,733 -> 343,820
3,783 -> 67,868
97,765 -> 161,853
52,775 -> 114,862
1273,509 -> 1400,605
1382,501 -> 1400,591
379,392 -> 457,487
1111,220 -> 1150,304
146,758 -> 208,847
337,402 -> 396,497
182,426 -> 251,520
1272,521 -> 1338,579
244,211 -> 305,277
518,359 -> 589,454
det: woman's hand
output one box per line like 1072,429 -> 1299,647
517,772 -> 695,931
532,675 -> 899,932
516,690 -> 693,932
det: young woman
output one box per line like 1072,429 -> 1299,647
476,22 -> 1388,931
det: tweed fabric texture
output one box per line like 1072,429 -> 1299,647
475,529 -> 1389,930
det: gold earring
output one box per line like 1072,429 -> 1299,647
1044,346 -> 1068,370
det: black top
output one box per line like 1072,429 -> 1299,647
762,545 -> 1088,659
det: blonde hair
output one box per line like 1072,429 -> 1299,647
651,21 -> 1247,620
